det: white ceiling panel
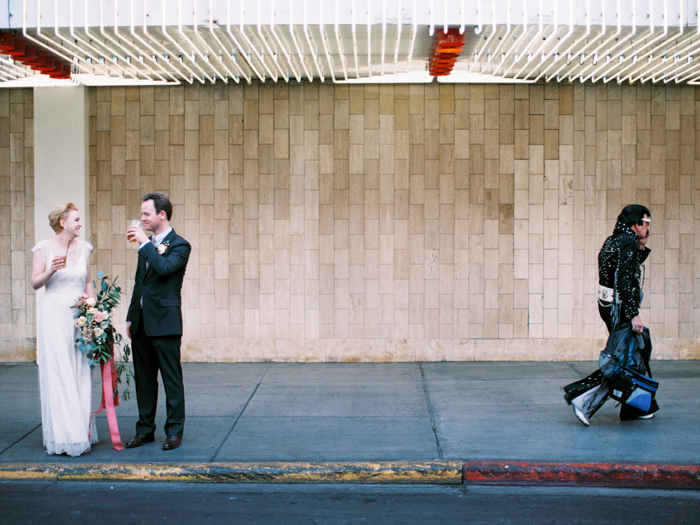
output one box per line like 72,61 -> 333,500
2,0 -> 700,86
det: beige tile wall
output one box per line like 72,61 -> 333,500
0,88 -> 35,359
83,82 -> 700,361
1,81 -> 699,362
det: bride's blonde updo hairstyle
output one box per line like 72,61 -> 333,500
48,203 -> 79,233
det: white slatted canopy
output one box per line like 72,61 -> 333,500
1,0 -> 700,86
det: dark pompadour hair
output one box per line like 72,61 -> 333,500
142,192 -> 173,221
616,204 -> 651,229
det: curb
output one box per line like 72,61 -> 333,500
0,461 -> 464,484
2,461 -> 699,488
463,461 -> 700,490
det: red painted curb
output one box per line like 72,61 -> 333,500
463,461 -> 700,490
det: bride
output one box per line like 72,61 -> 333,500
31,203 -> 98,456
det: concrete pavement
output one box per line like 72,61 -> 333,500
1,361 -> 699,488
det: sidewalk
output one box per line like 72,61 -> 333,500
1,361 -> 699,488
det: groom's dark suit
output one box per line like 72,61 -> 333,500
126,229 -> 191,438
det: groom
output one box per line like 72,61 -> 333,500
125,192 -> 191,450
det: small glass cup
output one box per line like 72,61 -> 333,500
54,255 -> 67,269
128,220 -> 143,243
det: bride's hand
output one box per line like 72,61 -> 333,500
50,256 -> 66,274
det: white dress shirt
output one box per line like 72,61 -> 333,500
139,227 -> 172,251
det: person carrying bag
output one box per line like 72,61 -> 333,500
599,324 -> 659,415
563,205 -> 657,426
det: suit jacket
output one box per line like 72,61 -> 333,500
126,229 -> 191,338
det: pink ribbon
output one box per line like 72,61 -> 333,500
92,347 -> 124,451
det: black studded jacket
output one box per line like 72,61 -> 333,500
598,221 -> 650,322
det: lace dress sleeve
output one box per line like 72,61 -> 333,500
80,241 -> 94,256
32,239 -> 52,260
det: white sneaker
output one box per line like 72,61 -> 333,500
621,411 -> 656,421
573,406 -> 590,427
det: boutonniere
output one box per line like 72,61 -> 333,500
157,242 -> 170,255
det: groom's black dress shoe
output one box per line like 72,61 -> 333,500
162,436 -> 182,450
125,434 -> 155,448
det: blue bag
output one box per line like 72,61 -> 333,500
609,367 -> 659,412
599,325 -> 659,413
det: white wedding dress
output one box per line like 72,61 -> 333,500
33,239 -> 98,456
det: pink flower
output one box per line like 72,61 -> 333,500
94,311 -> 106,323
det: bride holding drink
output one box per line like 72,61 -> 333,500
30,203 -> 97,456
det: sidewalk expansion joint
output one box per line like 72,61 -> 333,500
0,424 -> 41,456
418,362 -> 443,460
209,363 -> 270,462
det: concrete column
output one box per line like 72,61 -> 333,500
33,86 -> 89,245
33,86 -> 89,328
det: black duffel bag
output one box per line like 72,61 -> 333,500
599,324 -> 659,414
609,366 -> 659,413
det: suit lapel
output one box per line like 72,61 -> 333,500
162,229 -> 177,245
137,249 -> 147,275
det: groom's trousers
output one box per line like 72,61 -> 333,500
131,314 -> 186,438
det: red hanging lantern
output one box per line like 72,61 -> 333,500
51,64 -> 71,79
24,50 -> 46,67
1,36 -> 26,56
0,33 -> 16,52
15,45 -> 37,64
428,28 -> 465,78
47,60 -> 65,77
34,56 -> 55,72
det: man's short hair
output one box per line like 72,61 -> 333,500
142,192 -> 173,221
617,204 -> 651,228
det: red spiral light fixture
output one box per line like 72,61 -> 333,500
0,33 -> 71,80
428,28 -> 465,77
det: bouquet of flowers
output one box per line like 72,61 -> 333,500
73,272 -> 133,401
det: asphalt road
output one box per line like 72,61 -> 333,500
2,482 -> 699,524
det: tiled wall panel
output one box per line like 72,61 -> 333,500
82,82 -> 700,361
0,89 -> 35,359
